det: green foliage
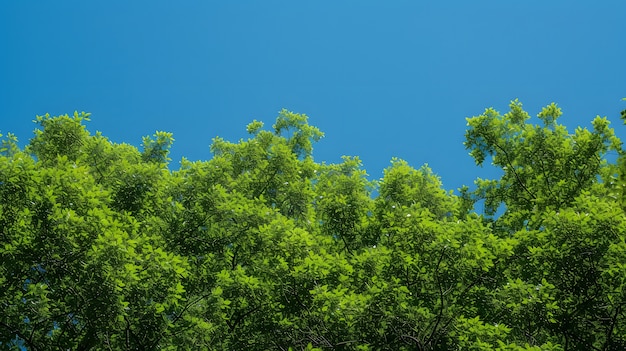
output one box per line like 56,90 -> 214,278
1,102 -> 625,350
618,97 -> 626,210
141,131 -> 174,164
273,109 -> 324,159
28,111 -> 91,165
378,158 -> 457,218
464,99 -> 620,231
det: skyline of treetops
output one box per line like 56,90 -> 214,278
1,99 -> 626,350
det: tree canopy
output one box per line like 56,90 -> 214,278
1,103 -> 626,350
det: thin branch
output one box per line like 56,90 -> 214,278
425,247 -> 447,347
604,305 -> 622,350
492,141 -> 537,204
401,334 -> 424,351
0,321 -> 41,351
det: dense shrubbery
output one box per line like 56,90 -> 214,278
1,102 -> 626,350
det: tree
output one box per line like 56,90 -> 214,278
465,101 -> 626,350
463,99 -> 620,231
1,114 -> 189,350
1,102 -> 624,350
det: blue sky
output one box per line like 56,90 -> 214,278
1,1 -> 625,193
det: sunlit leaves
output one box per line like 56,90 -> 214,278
28,112 -> 91,165
537,102 -> 562,126
273,109 -> 324,159
2,102 -> 625,350
464,100 -> 620,230
378,158 -> 457,219
141,131 -> 174,164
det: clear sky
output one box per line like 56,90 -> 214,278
1,1 -> 625,193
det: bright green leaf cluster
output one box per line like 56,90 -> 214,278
1,102 -> 626,350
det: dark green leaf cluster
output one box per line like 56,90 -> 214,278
1,103 -> 626,350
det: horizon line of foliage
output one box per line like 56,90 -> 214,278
1,100 -> 626,350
